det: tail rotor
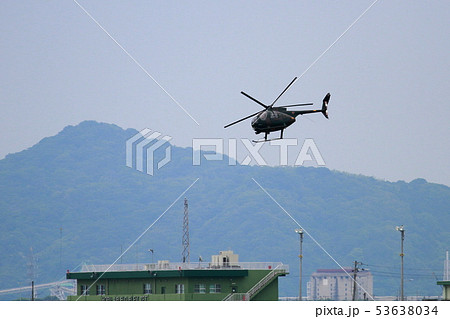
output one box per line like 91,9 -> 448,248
322,93 -> 331,119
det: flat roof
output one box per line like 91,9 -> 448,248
316,268 -> 354,273
77,261 -> 286,272
437,281 -> 450,286
67,269 -> 249,280
67,262 -> 288,280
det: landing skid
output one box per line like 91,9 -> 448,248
252,137 -> 284,143
252,129 -> 284,143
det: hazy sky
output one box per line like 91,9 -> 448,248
1,1 -> 449,186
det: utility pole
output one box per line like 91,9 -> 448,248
446,250 -> 449,281
352,261 -> 358,301
31,281 -> 35,301
59,227 -> 62,273
295,229 -> 304,301
27,246 -> 36,299
396,225 -> 405,301
352,261 -> 364,301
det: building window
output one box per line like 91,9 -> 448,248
96,284 -> 105,296
80,285 -> 89,296
175,284 -> 184,294
143,283 -> 152,294
210,284 -> 221,293
194,284 -> 206,294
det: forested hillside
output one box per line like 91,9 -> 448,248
0,121 -> 448,299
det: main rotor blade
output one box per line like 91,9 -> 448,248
224,110 -> 262,128
241,91 -> 268,109
275,103 -> 313,108
270,77 -> 298,107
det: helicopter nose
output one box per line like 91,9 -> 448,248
251,119 -> 263,129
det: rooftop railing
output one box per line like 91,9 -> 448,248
79,262 -> 288,273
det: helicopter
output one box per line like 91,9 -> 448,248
224,77 -> 331,142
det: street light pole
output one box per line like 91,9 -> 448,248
148,249 -> 154,264
396,225 -> 405,301
295,228 -> 304,301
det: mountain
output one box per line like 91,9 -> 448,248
0,120 -> 449,300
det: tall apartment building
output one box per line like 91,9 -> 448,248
307,268 -> 373,300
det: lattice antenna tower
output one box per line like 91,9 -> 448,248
182,198 -> 190,263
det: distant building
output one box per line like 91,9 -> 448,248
66,250 -> 288,301
307,268 -> 373,301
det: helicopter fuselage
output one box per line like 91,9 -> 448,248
251,109 -> 299,134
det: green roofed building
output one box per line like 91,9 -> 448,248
437,254 -> 449,300
436,281 -> 450,300
66,250 -> 288,301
